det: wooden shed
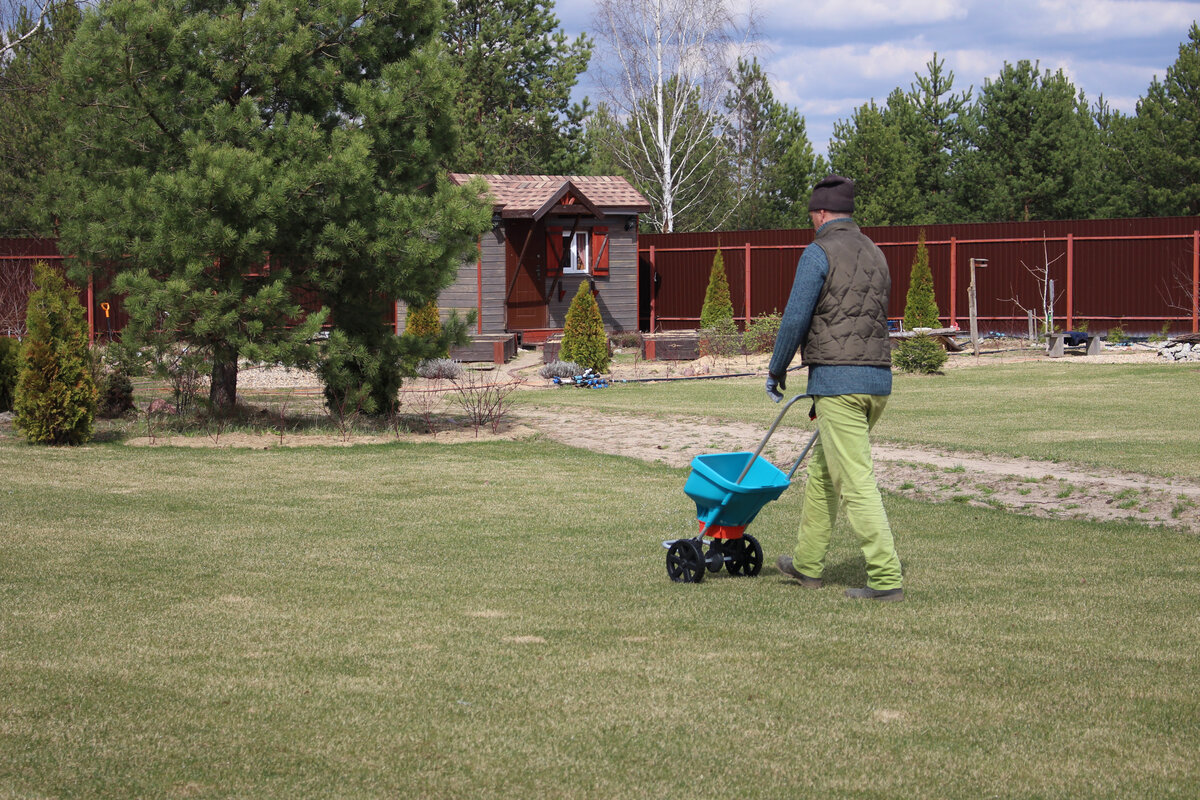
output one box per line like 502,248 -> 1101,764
406,174 -> 651,360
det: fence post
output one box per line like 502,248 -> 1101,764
1193,230 -> 1198,333
87,273 -> 95,346
948,236 -> 957,327
744,241 -> 752,325
649,245 -> 656,332
1066,233 -> 1074,329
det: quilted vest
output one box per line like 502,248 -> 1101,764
802,219 -> 892,367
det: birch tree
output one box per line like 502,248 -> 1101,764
591,0 -> 751,232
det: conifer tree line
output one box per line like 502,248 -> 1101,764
3,3 -> 1200,240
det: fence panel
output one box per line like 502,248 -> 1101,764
641,217 -> 1200,336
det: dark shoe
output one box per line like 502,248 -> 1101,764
776,555 -> 823,589
844,586 -> 904,602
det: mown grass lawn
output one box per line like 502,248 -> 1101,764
1,433 -> 1197,798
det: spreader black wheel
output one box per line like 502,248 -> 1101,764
666,539 -> 706,583
705,540 -> 726,573
728,534 -> 764,577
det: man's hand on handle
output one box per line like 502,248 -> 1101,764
765,373 -> 785,403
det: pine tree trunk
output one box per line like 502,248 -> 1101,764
209,350 -> 238,410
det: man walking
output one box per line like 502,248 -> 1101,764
766,175 -> 903,602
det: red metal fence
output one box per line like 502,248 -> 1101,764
0,239 -> 128,343
639,217 -> 1200,336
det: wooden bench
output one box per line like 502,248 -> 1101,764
1046,331 -> 1103,357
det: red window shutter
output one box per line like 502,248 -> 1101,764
546,227 -> 564,276
592,227 -> 609,277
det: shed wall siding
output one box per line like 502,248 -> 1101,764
548,226 -> 638,332
397,224 -> 641,335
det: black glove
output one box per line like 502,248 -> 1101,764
765,373 -> 784,403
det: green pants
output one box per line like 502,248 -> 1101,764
793,394 -> 902,590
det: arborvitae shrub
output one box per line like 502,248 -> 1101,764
0,336 -> 20,412
405,300 -> 441,338
559,282 -> 610,372
14,261 -> 98,444
902,231 -> 940,330
700,248 -> 734,329
892,334 -> 947,374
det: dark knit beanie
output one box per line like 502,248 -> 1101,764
807,174 -> 855,213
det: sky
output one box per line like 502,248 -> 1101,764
551,0 -> 1200,156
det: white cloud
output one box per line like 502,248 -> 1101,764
1034,1 -> 1199,37
746,0 -> 968,30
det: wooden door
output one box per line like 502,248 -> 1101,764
505,221 -> 547,331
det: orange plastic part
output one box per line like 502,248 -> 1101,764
699,522 -> 745,540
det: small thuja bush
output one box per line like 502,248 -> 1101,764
405,299 -> 441,338
902,230 -> 940,330
559,282 -> 609,372
14,261 -> 97,444
0,336 -> 20,412
892,334 -> 947,374
700,248 -> 734,329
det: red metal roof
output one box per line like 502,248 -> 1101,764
449,173 -> 651,217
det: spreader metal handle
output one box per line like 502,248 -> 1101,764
735,394 -> 818,485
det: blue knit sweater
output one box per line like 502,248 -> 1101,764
767,219 -> 892,397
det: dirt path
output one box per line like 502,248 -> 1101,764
496,346 -> 1199,533
511,395 -> 1200,534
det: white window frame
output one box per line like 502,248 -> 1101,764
562,230 -> 590,274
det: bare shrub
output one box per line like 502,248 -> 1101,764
399,379 -> 449,435
453,369 -> 517,436
0,260 -> 35,338
698,320 -> 743,358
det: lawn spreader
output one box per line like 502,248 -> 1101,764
664,394 -> 819,583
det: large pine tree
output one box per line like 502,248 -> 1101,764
443,0 -> 592,174
53,0 -> 492,410
1117,23 -> 1200,216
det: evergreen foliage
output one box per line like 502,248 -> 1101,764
902,232 -> 940,329
892,334 -> 947,374
13,261 -> 96,444
405,300 -> 442,339
559,282 -> 609,372
724,58 -> 825,230
53,0 -> 491,412
956,61 -> 1101,222
0,336 -> 20,412
0,2 -> 81,236
97,369 -> 135,418
1115,23 -> 1200,216
443,0 -> 592,174
828,97 -> 921,226
700,249 -> 735,328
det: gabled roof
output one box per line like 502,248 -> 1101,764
449,173 -> 652,220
